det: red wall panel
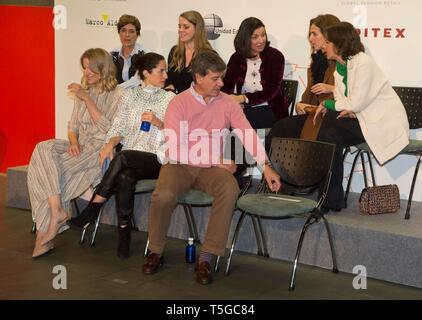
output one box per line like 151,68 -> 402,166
0,5 -> 55,173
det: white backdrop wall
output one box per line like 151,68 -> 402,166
55,0 -> 422,200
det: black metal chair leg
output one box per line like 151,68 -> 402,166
225,211 -> 247,276
144,237 -> 150,257
80,225 -> 88,244
183,205 -> 199,243
360,152 -> 368,188
214,256 -> 221,273
182,204 -> 194,237
186,205 -> 200,243
344,150 -> 362,205
90,207 -> 104,246
405,156 -> 422,220
257,216 -> 269,258
322,216 -> 338,273
251,216 -> 264,256
289,217 -> 312,291
31,222 -> 36,234
342,147 -> 350,161
366,152 -> 376,186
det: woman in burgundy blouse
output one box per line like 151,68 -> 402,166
222,17 -> 288,129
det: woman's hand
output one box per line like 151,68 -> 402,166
337,110 -> 357,119
99,142 -> 114,167
313,103 -> 327,125
295,103 -> 317,115
141,111 -> 163,129
311,83 -> 334,95
68,143 -> 82,157
68,83 -> 90,102
295,103 -> 307,115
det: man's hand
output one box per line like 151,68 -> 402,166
263,165 -> 281,192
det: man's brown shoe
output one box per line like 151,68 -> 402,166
142,253 -> 164,274
196,261 -> 213,285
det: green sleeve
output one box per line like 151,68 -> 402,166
323,99 -> 336,111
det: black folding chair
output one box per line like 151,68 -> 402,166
225,138 -> 338,291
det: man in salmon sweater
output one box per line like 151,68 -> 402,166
142,50 -> 281,285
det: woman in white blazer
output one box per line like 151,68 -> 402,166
314,21 -> 409,212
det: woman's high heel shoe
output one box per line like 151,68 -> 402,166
32,241 -> 54,259
33,232 -> 55,258
69,201 -> 103,228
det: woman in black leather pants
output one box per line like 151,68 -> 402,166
70,52 -> 175,259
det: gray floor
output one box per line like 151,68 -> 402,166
1,175 -> 422,300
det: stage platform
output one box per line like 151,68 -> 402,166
7,165 -> 422,289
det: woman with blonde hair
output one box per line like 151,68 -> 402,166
27,48 -> 122,258
165,10 -> 213,93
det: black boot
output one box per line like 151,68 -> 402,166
117,225 -> 131,259
69,201 -> 103,228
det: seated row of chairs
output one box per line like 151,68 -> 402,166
30,83 -> 422,291
73,137 -> 336,291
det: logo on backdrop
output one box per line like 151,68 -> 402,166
85,14 -> 118,27
203,14 -> 237,40
356,27 -> 406,39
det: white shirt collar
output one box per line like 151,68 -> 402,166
189,83 -> 217,105
113,43 -> 143,58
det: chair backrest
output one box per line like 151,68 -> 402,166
393,86 -> 422,129
269,138 -> 335,190
283,79 -> 299,116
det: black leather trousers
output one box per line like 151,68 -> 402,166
96,150 -> 161,225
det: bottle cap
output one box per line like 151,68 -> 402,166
188,237 -> 194,245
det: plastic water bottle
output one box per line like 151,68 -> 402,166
140,109 -> 151,132
185,237 -> 196,263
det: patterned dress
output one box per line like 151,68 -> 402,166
27,87 -> 122,232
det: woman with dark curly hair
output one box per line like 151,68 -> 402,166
313,21 -> 409,211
